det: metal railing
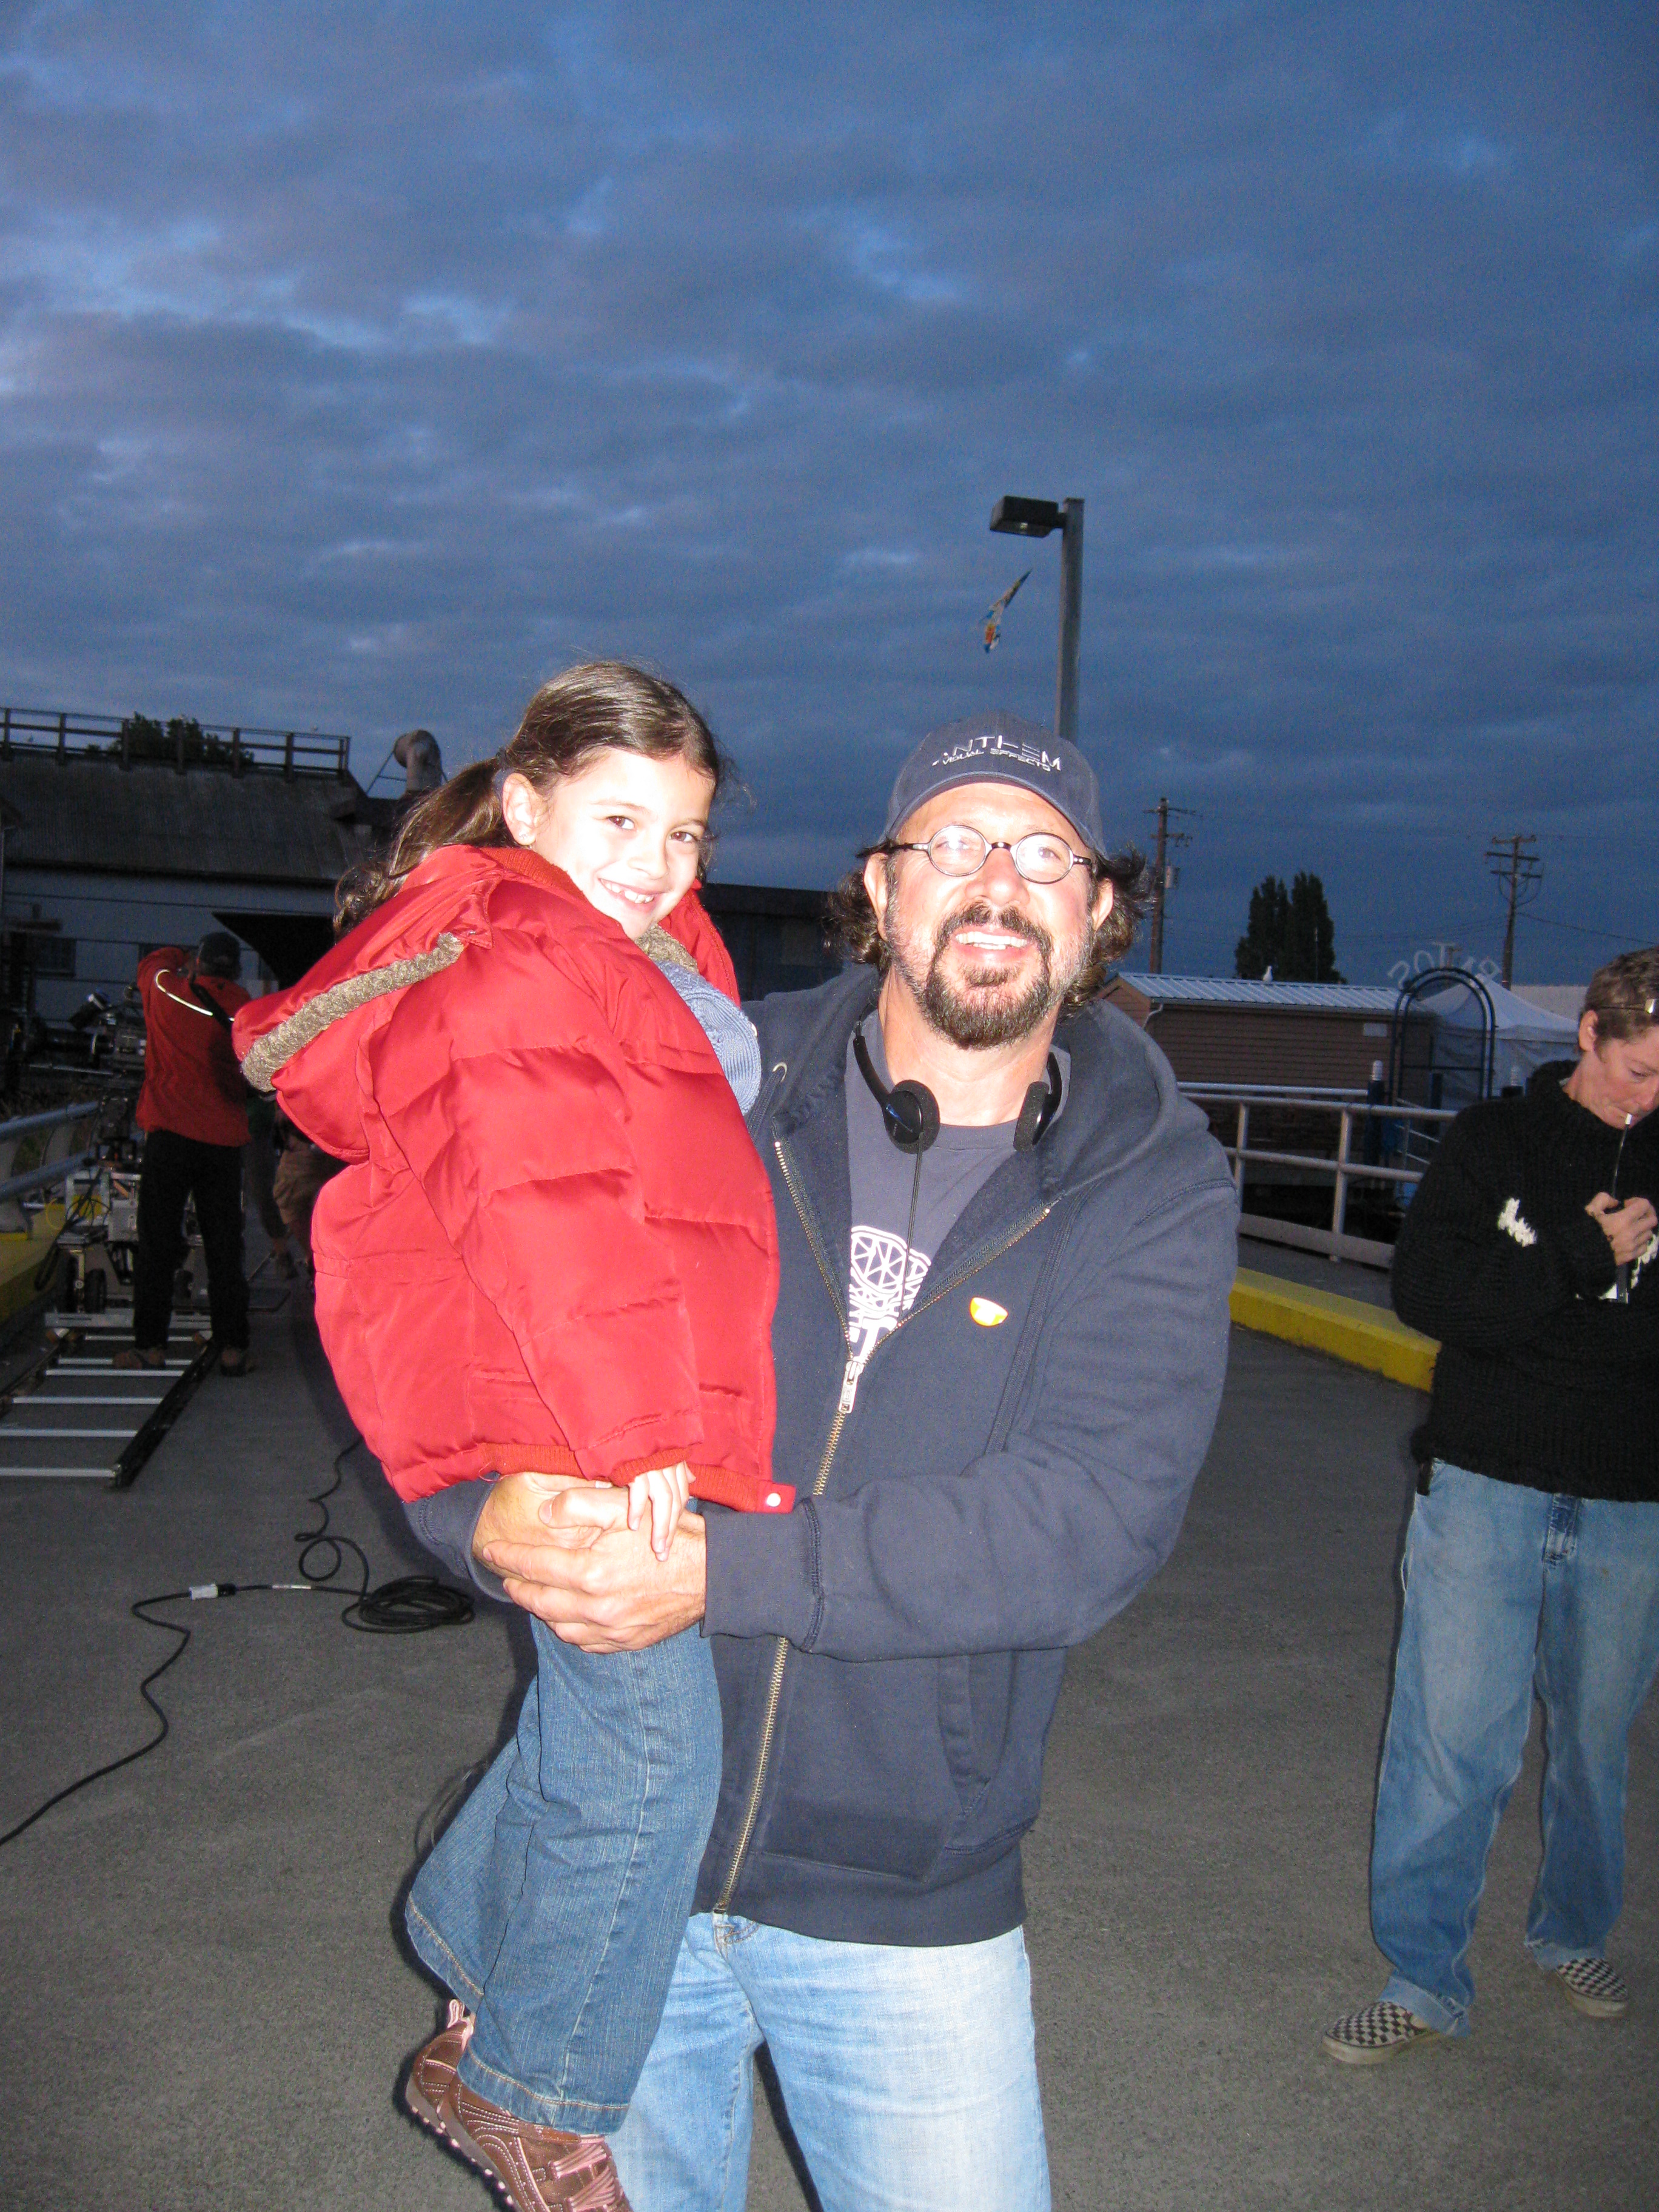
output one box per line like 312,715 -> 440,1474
0,1099 -> 108,1230
1180,1085 -> 1460,1266
0,706 -> 351,779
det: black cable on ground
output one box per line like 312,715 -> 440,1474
0,1438 -> 472,1851
0,1583 -> 307,1850
298,1438 -> 474,1635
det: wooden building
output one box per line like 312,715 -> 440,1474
1102,973 -> 1411,1091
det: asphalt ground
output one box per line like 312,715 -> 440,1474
1234,1228 -> 1395,1306
1,1265 -> 1654,2211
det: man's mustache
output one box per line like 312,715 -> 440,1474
934,902 -> 1054,960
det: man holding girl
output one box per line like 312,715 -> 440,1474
390,706 -> 1238,2209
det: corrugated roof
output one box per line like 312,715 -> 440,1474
0,753 -> 383,886
1111,973 -> 1403,1013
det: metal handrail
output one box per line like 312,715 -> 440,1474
0,1149 -> 98,1207
1183,1088 -> 1460,1119
1182,1082 -> 1370,1102
0,1101 -> 107,1144
1222,1145 -> 1423,1187
1180,1085 -> 1456,1255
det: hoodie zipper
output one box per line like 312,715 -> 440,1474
714,1135 -> 1052,1912
746,1060 -> 789,1142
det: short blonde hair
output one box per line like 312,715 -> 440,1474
1581,947 -> 1659,1044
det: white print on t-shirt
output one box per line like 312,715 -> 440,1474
848,1224 -> 932,1369
1497,1196 -> 1537,1247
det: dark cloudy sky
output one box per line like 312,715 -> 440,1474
2,2 -> 1654,980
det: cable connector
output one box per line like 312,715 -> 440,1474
187,1581 -> 237,1600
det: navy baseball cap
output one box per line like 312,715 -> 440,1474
882,716 -> 1105,855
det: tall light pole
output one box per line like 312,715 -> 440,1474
989,495 -> 1084,744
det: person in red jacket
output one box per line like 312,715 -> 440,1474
233,663 -> 784,2212
121,932 -> 253,1373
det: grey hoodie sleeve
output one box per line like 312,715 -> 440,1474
703,1170 -> 1238,1660
401,1478 -> 510,1602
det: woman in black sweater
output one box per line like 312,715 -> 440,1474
1325,948 -> 1659,2065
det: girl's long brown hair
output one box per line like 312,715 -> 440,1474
335,661 -> 728,935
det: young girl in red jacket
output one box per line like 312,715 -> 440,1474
234,664 -> 785,2212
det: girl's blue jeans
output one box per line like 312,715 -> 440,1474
1372,1460 -> 1659,2035
406,1613 -> 721,2133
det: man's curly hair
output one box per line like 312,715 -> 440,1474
823,842 -> 1150,1019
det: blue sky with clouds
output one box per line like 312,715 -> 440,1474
2,1 -> 1654,979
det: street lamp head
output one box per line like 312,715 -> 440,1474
990,495 -> 1064,538
985,494 -> 1085,745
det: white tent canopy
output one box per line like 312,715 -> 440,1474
1417,976 -> 1580,1092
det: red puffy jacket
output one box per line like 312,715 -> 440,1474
232,844 -> 787,1514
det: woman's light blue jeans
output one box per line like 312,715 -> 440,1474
611,1913 -> 1050,2212
405,1614 -> 720,2132
1372,1460 -> 1659,2036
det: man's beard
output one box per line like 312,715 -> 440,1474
893,899 -> 1085,1048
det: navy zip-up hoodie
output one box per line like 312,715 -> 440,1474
407,967 -> 1237,1947
689,968 -> 1238,1945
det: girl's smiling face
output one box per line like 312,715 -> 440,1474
501,746 -> 714,942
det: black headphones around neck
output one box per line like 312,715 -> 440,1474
853,1023 -> 1062,1155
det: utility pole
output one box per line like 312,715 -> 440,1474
1147,797 -> 1196,974
1484,833 -> 1541,988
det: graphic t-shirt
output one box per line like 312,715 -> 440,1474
843,1020 -> 1067,1376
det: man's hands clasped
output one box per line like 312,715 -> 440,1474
472,1468 -> 708,1653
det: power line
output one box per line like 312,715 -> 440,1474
1524,913 -> 1647,947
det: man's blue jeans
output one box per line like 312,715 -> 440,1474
612,1914 -> 1050,2212
1372,1460 -> 1659,2036
405,1615 -> 720,2131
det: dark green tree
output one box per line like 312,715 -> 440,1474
115,714 -> 232,766
1235,871 -> 1342,982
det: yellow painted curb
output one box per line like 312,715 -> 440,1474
1230,1267 -> 1438,1393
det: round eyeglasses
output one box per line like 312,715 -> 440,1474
887,824 -> 1091,885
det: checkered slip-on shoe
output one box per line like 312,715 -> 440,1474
1555,1957 -> 1629,2019
1322,2000 -> 1441,2065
